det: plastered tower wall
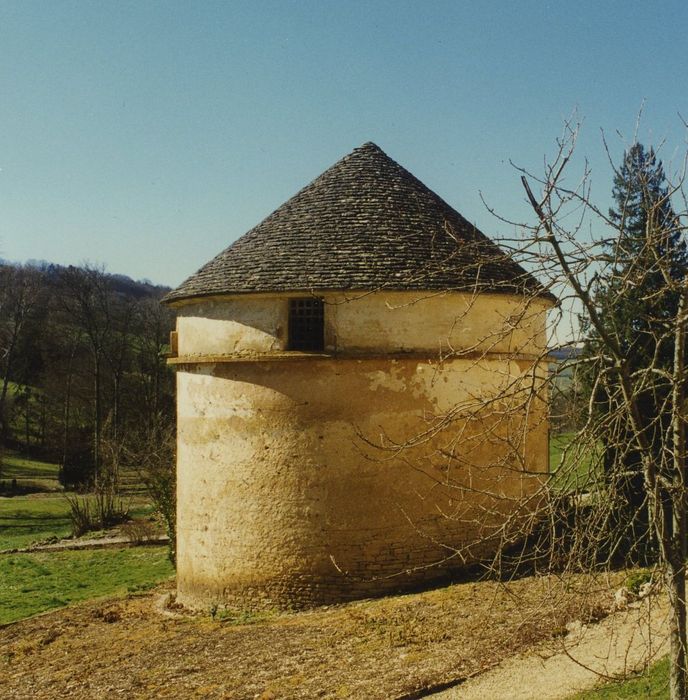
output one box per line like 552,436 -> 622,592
172,291 -> 551,610
175,291 -> 548,356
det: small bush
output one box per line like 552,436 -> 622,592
66,495 -> 94,537
121,517 -> 157,544
126,416 -> 176,565
65,491 -> 128,537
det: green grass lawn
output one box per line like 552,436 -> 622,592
1,448 -> 147,497
0,446 -> 172,626
0,547 -> 174,624
0,494 -> 73,550
1,452 -> 62,493
1,487 -> 168,625
550,431 -> 600,492
2,453 -> 60,480
571,656 -> 668,698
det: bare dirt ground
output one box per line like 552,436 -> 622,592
0,574 -> 621,699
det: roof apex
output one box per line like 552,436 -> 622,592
354,141 -> 383,152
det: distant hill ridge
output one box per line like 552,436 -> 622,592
0,259 -> 171,300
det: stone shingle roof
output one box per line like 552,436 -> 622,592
164,142 -> 552,303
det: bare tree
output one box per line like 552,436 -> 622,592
351,123 -> 688,697
133,297 -> 175,429
0,265 -> 41,444
125,413 -> 176,563
510,122 -> 688,698
58,265 -> 113,481
103,294 -> 136,439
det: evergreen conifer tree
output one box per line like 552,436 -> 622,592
584,143 -> 687,563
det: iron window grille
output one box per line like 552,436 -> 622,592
288,298 -> 324,351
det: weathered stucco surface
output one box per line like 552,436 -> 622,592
176,296 -> 287,356
175,291 -> 549,356
173,291 -> 551,610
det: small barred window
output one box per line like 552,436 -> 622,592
288,298 -> 324,351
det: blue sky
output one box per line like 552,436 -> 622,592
2,0 -> 687,287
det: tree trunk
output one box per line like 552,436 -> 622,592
24,390 -> 30,447
667,557 -> 687,700
668,289 -> 688,700
61,344 -> 76,472
93,352 -> 101,482
0,326 -> 19,441
112,371 -> 120,439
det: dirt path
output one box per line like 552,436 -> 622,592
434,595 -> 669,699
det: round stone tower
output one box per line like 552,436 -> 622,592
164,143 -> 554,610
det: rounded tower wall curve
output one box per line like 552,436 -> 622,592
173,291 -> 551,610
174,290 -> 550,357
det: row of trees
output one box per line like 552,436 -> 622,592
0,261 -> 175,486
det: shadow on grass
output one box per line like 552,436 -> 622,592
0,482 -> 58,497
1,510 -> 70,521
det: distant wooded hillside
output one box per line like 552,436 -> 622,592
0,261 -> 175,484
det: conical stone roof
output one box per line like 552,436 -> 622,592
165,142 -> 549,303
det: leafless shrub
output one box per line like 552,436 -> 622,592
65,490 -> 128,537
125,414 -> 176,564
121,517 -> 158,544
65,418 -> 129,536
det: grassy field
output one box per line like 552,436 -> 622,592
1,450 -> 147,495
0,572 -> 621,699
2,453 -> 60,481
572,656 -> 669,698
0,547 -> 174,624
1,452 -> 61,493
0,450 -> 170,625
0,491 -> 169,624
550,431 -> 600,491
0,494 -> 73,550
